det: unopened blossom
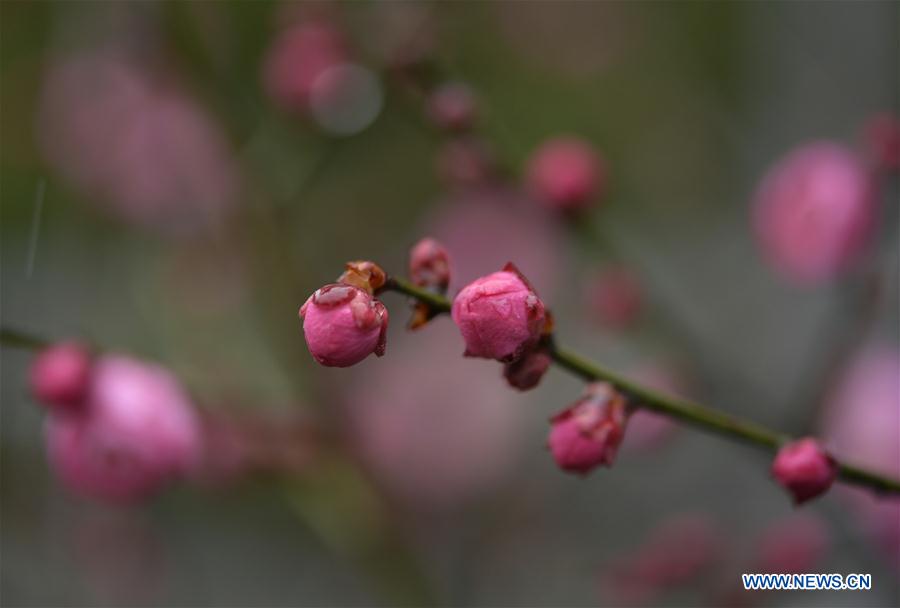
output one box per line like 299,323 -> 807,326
548,382 -> 628,474
752,142 -> 875,284
426,82 -> 478,132
771,438 -> 837,504
527,136 -> 606,212
503,348 -> 552,391
45,356 -> 201,503
299,283 -> 388,367
38,50 -> 238,235
409,237 -> 451,291
29,342 -> 92,412
451,263 -> 546,362
585,265 -> 643,329
262,18 -> 347,111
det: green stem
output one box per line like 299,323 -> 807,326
0,327 -> 48,351
381,277 -> 900,496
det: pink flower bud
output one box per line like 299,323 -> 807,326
548,382 -> 628,474
409,237 -> 451,291
426,82 -> 477,132
45,356 -> 201,503
299,284 -> 388,367
526,136 -> 606,212
585,266 -> 643,329
263,19 -> 347,112
29,342 -> 92,411
863,112 -> 900,172
451,263 -> 546,362
752,142 -> 876,284
503,348 -> 551,391
771,438 -> 837,504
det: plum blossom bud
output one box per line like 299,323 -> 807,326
299,284 -> 388,367
45,356 -> 201,503
752,142 -> 875,284
426,82 -> 478,132
585,265 -> 642,329
771,438 -> 837,504
503,348 -> 551,391
863,113 -> 900,172
263,19 -> 347,112
29,342 -> 92,412
451,263 -> 546,362
548,382 -> 628,474
526,136 -> 606,212
409,237 -> 451,291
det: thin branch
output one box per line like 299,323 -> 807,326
381,277 -> 900,497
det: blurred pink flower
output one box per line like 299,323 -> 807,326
822,345 -> 900,563
526,136 -> 606,213
262,18 -> 347,112
38,50 -> 238,235
347,320 -> 524,511
434,136 -> 497,189
422,186 -> 565,296
601,513 -> 721,606
584,265 -> 643,329
29,341 -> 92,412
771,438 -> 837,505
755,513 -> 830,574
426,82 -> 478,132
752,142 -> 876,284
46,355 -> 201,503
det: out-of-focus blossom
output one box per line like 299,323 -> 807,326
863,112 -> 900,172
503,348 -> 552,391
193,409 -> 319,486
422,187 -> 564,295
309,63 -> 384,136
347,320 -> 524,511
409,237 -> 451,291
38,50 -> 238,235
823,345 -> 900,563
426,82 -> 478,132
526,136 -> 606,212
548,382 -> 628,474
29,341 -> 92,412
752,142 -> 876,284
452,264 -> 546,363
755,513 -> 830,574
601,513 -> 721,606
435,136 -> 497,188
585,265 -> 643,329
771,438 -> 837,504
45,356 -> 201,503
299,284 -> 388,367
262,18 -> 347,112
